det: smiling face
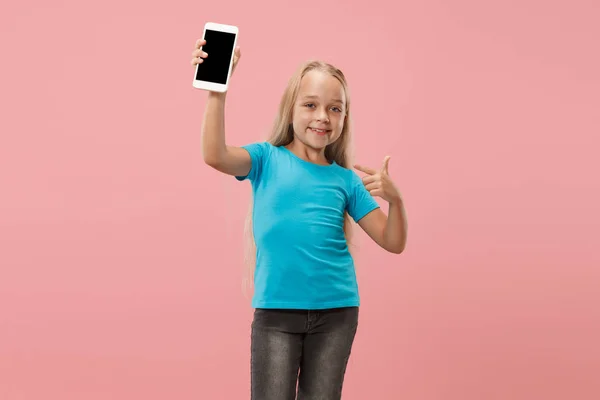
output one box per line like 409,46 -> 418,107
291,69 -> 347,152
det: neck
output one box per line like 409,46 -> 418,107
285,139 -> 331,166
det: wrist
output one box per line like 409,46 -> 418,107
208,91 -> 227,101
388,194 -> 403,206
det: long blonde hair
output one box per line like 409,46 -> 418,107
242,60 -> 356,297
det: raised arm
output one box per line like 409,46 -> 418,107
192,41 -> 250,177
201,91 -> 251,177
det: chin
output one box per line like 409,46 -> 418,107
295,134 -> 325,149
308,138 -> 330,150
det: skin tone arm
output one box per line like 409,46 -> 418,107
201,90 -> 251,177
192,39 -> 249,177
355,156 -> 408,254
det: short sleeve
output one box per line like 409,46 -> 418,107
235,142 -> 271,182
347,171 -> 380,222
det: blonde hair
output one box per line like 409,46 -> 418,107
243,60 -> 356,297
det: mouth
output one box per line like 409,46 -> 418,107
309,127 -> 331,136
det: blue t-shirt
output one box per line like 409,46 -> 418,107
235,142 -> 380,309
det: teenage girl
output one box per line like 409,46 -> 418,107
191,39 -> 408,400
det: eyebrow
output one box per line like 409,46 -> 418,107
301,95 -> 345,104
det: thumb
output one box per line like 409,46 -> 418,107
381,156 -> 391,174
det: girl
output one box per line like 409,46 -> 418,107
191,39 -> 408,400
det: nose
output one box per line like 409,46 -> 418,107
316,107 -> 329,123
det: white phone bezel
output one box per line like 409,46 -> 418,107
192,22 -> 238,93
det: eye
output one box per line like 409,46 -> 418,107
304,103 -> 315,108
332,107 -> 342,112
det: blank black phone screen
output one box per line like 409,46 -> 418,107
195,30 -> 236,84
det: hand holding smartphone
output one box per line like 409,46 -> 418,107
191,22 -> 239,93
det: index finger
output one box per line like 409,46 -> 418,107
195,39 -> 206,49
354,164 -> 377,175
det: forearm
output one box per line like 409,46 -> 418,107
201,91 -> 228,165
383,197 -> 408,254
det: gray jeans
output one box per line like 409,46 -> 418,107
250,306 -> 359,400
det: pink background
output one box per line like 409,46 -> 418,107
1,0 -> 599,399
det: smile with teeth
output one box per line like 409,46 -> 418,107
310,127 -> 330,135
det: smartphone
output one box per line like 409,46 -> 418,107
192,22 -> 238,92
